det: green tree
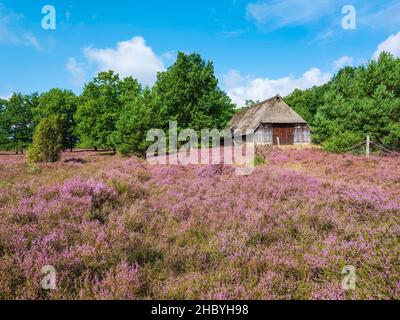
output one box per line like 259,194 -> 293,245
285,52 -> 400,151
285,85 -> 327,127
75,71 -> 141,150
27,116 -> 63,163
244,100 -> 259,108
112,88 -> 157,156
0,99 -> 8,149
0,93 -> 37,153
34,89 -> 78,151
153,52 -> 235,132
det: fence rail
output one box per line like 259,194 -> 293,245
346,135 -> 395,157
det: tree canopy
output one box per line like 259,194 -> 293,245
285,52 -> 400,151
154,52 -> 235,132
74,71 -> 142,150
0,51 -> 398,156
34,89 -> 78,151
112,88 -> 158,156
0,93 -> 37,153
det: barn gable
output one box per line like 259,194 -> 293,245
229,95 -> 308,130
229,95 -> 311,145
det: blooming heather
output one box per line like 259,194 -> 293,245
0,149 -> 399,300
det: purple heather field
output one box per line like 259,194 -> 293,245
0,148 -> 399,300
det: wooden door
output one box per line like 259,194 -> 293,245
273,126 -> 294,145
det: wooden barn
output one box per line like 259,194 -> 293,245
229,95 -> 311,145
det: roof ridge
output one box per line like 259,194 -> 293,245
248,94 -> 282,109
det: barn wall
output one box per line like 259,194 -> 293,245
237,124 -> 311,145
294,125 -> 311,144
254,125 -> 272,143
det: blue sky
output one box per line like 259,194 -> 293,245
1,0 -> 400,105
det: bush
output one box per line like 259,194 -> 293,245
322,131 -> 364,153
382,123 -> 400,150
27,116 -> 63,163
254,155 -> 266,166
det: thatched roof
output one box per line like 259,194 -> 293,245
229,95 -> 308,131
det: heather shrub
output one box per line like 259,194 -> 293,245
322,131 -> 364,153
127,244 -> 164,266
90,262 -> 141,300
27,116 -> 63,164
0,149 -> 399,300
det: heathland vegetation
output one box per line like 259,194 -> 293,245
1,52 -> 399,159
0,148 -> 399,299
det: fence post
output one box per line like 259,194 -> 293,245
366,135 -> 370,158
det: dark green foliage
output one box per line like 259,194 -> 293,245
127,244 -> 164,266
0,99 -> 7,148
27,116 -> 63,163
0,93 -> 37,153
1,53 -> 235,156
74,71 -> 142,150
244,99 -> 260,108
285,85 -> 327,127
382,123 -> 400,150
112,52 -> 236,156
112,88 -> 157,156
34,89 -> 78,151
153,52 -> 235,132
285,52 -> 400,151
322,131 -> 364,153
2,52 -> 398,156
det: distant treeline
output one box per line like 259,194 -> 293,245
285,52 -> 400,152
0,52 -> 235,156
1,52 -> 399,156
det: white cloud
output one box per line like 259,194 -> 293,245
247,1 -> 400,31
316,29 -> 334,43
0,3 -> 41,50
373,31 -> 400,59
219,28 -> 249,38
161,50 -> 177,63
0,4 -> 21,44
24,34 -> 42,51
222,70 -> 246,89
246,0 -> 336,29
223,68 -> 331,106
360,1 -> 400,31
83,36 -> 165,86
333,56 -> 354,70
66,57 -> 86,87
